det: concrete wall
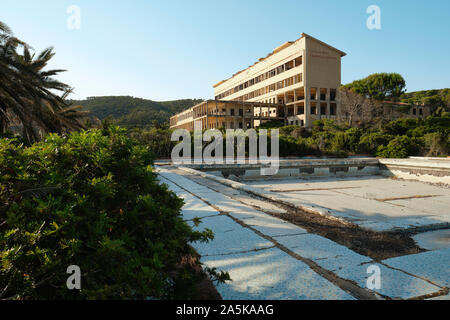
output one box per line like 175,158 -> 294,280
182,157 -> 450,185
379,158 -> 450,185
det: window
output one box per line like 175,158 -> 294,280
310,102 -> 317,115
269,84 -> 275,92
294,56 -> 302,66
320,88 -> 327,101
285,60 -> 294,71
288,108 -> 294,116
412,108 -> 417,115
310,88 -> 317,100
239,109 -> 243,116
320,103 -> 327,115
277,65 -> 284,74
330,103 -> 337,115
419,108 -> 423,116
277,81 -> 284,90
330,89 -> 336,101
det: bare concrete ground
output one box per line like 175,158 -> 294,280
245,176 -> 450,233
180,170 -> 423,261
157,167 -> 449,300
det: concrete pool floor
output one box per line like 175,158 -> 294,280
156,166 -> 450,300
245,176 -> 450,232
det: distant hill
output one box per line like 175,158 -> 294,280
68,96 -> 203,128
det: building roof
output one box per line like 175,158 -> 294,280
213,33 -> 346,88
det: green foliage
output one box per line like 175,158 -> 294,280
423,132 -> 450,157
376,135 -> 423,158
383,118 -> 421,136
357,131 -> 393,154
257,120 -> 285,129
129,127 -> 176,159
344,73 -> 406,101
126,115 -> 449,160
0,127 -> 227,299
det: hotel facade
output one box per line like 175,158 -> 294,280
170,33 -> 346,131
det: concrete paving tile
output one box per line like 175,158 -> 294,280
273,233 -> 371,270
383,248 -> 450,288
181,199 -> 220,220
413,229 -> 450,250
202,247 -> 355,300
188,216 -> 273,256
332,263 -> 442,299
243,215 -> 308,237
245,177 -> 450,232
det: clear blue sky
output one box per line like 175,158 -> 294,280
2,0 -> 449,101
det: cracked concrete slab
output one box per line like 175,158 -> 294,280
331,263 -> 443,299
413,229 -> 450,251
188,215 -> 274,256
243,215 -> 308,238
246,177 -> 450,232
157,167 -> 449,300
201,247 -> 356,300
272,233 -> 371,271
383,248 -> 450,289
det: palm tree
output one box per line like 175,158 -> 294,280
0,21 -> 87,143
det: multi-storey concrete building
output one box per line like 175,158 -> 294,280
170,33 -> 346,130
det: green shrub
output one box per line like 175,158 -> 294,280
279,136 -> 309,157
330,128 -> 362,154
358,132 -> 393,154
0,127 -> 224,299
383,118 -> 419,136
376,135 -> 422,158
423,132 -> 449,157
129,127 -> 175,158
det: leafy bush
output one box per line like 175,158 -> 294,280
358,132 -> 393,154
423,132 -> 450,157
129,127 -> 175,158
0,127 -> 224,299
376,135 -> 422,158
279,136 -> 309,157
383,118 -> 420,136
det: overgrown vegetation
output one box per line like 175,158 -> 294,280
0,126 -> 229,299
401,88 -> 450,115
132,116 -> 449,159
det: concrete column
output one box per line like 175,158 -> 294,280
305,85 -> 310,127
293,89 -> 298,117
216,101 -> 219,128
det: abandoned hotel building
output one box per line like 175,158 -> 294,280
170,33 -> 346,131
